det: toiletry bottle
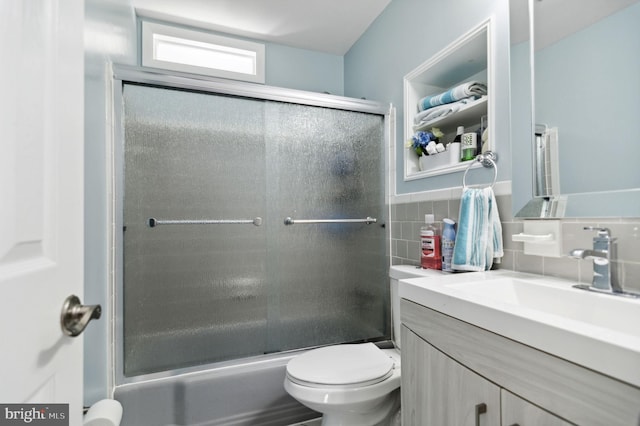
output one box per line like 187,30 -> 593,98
420,214 -> 442,270
461,131 -> 477,161
441,218 -> 456,272
448,126 -> 463,165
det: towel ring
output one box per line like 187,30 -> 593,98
462,152 -> 498,189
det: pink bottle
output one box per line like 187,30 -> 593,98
420,214 -> 442,270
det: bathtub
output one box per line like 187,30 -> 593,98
114,352 -> 318,426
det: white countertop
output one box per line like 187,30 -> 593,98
399,270 -> 640,388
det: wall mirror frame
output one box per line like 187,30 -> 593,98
510,0 -> 640,218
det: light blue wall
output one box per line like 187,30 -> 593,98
509,40 -> 534,215
534,2 -> 640,194
84,1 -> 345,406
84,0 -> 137,406
344,0 -> 512,195
512,3 -> 640,215
266,43 -> 344,95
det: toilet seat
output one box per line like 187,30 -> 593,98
286,343 -> 395,388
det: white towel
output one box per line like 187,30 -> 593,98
413,97 -> 477,127
413,102 -> 461,126
452,187 -> 503,271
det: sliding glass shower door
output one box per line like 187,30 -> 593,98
121,82 -> 387,377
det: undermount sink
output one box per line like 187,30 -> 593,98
399,270 -> 640,387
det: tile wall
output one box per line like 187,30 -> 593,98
390,193 -> 640,294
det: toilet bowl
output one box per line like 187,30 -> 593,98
284,265 -> 442,426
285,343 -> 400,426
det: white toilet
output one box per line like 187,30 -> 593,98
284,265 -> 442,426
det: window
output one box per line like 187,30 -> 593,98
141,21 -> 265,83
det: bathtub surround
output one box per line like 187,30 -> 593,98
390,191 -> 640,294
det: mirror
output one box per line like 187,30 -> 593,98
510,0 -> 640,217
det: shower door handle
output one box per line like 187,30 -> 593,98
148,217 -> 263,227
284,216 -> 377,225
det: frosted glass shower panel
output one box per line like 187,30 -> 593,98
123,84 -> 268,376
121,82 -> 388,377
265,102 -> 388,352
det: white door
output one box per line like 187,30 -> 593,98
0,0 -> 85,424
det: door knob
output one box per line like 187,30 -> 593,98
60,295 -> 102,337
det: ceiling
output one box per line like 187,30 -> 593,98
510,0 -> 637,49
132,0 -> 392,55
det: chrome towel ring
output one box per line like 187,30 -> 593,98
462,151 -> 498,189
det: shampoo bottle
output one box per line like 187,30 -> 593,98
449,126 -> 463,164
441,218 -> 456,272
461,131 -> 477,161
420,214 -> 442,270
448,126 -> 463,165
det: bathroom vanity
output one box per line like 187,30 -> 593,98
399,272 -> 640,426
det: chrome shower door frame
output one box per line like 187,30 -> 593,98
110,65 -> 393,386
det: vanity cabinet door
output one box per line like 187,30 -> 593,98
501,390 -> 572,426
402,325 -> 500,426
401,298 -> 640,426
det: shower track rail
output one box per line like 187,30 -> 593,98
148,217 -> 263,227
283,216 -> 377,225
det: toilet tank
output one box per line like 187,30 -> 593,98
389,265 -> 443,349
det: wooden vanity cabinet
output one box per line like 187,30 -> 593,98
501,390 -> 570,426
400,299 -> 640,426
402,326 -> 500,425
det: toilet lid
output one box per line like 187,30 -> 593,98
286,343 -> 394,386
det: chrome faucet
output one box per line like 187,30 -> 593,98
569,227 -> 637,297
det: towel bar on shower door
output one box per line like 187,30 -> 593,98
148,217 -> 263,227
283,217 -> 377,225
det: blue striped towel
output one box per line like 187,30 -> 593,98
418,81 -> 487,112
452,187 -> 503,271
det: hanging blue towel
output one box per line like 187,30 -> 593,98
452,187 -> 503,271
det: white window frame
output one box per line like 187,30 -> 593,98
141,21 -> 265,84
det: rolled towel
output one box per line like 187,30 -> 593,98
418,81 -> 487,112
435,143 -> 445,153
452,187 -> 503,271
413,97 -> 479,126
414,102 -> 460,125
